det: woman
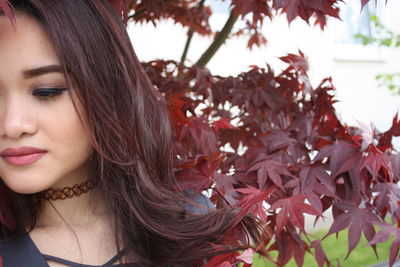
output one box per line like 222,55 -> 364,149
0,1 -> 265,266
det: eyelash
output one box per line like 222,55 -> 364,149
32,88 -> 67,102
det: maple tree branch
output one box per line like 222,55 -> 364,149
180,31 -> 194,65
180,0 -> 206,65
195,10 -> 239,68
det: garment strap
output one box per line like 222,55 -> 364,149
42,249 -> 126,267
103,249 -> 126,265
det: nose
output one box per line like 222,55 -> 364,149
0,96 -> 37,140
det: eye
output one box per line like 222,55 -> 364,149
32,88 -> 67,102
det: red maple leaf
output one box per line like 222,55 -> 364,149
247,32 -> 268,50
167,94 -> 193,138
189,118 -> 219,155
231,0 -> 272,26
286,164 -> 337,214
361,144 -> 393,182
270,194 -> 321,234
268,229 -> 309,266
272,0 -> 341,28
300,164 -> 335,195
314,141 -> 361,178
368,222 -> 400,267
311,79 -> 342,135
246,157 -> 293,189
378,113 -> 400,151
133,0 -> 212,35
372,183 -> 400,219
324,202 -> 379,259
204,251 -> 240,267
391,154 -> 400,182
213,118 -> 237,134
175,152 -> 224,192
213,173 -> 238,205
218,127 -> 248,152
310,240 -> 329,267
236,186 -> 276,221
172,5 -> 212,35
279,50 -> 309,76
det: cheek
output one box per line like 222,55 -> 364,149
48,99 -> 92,160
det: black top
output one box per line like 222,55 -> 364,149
0,233 -> 138,266
0,192 -> 213,267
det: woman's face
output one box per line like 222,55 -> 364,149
0,14 -> 93,194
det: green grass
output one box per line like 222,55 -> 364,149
252,229 -> 392,267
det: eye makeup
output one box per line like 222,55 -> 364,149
32,87 -> 67,102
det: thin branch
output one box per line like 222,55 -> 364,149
195,10 -> 239,68
180,31 -> 194,65
127,9 -> 145,21
180,0 -> 206,66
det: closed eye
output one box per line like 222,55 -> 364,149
32,88 -> 67,102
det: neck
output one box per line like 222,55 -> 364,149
35,185 -> 107,229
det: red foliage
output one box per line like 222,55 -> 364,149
2,0 -> 398,266
141,42 -> 399,264
126,0 -> 343,49
272,0 -> 341,28
270,194 -> 321,235
142,48 -> 399,264
129,0 -> 212,35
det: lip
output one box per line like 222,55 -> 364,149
0,146 -> 47,166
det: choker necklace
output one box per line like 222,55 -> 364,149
41,180 -> 97,201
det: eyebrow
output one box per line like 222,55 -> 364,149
23,65 -> 64,79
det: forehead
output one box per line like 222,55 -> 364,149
0,13 -> 59,79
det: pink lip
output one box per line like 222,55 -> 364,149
0,147 -> 47,166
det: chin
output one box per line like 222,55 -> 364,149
1,177 -> 51,195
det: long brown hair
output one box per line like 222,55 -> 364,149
0,1 -> 266,265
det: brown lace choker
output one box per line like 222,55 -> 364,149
41,180 -> 97,201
